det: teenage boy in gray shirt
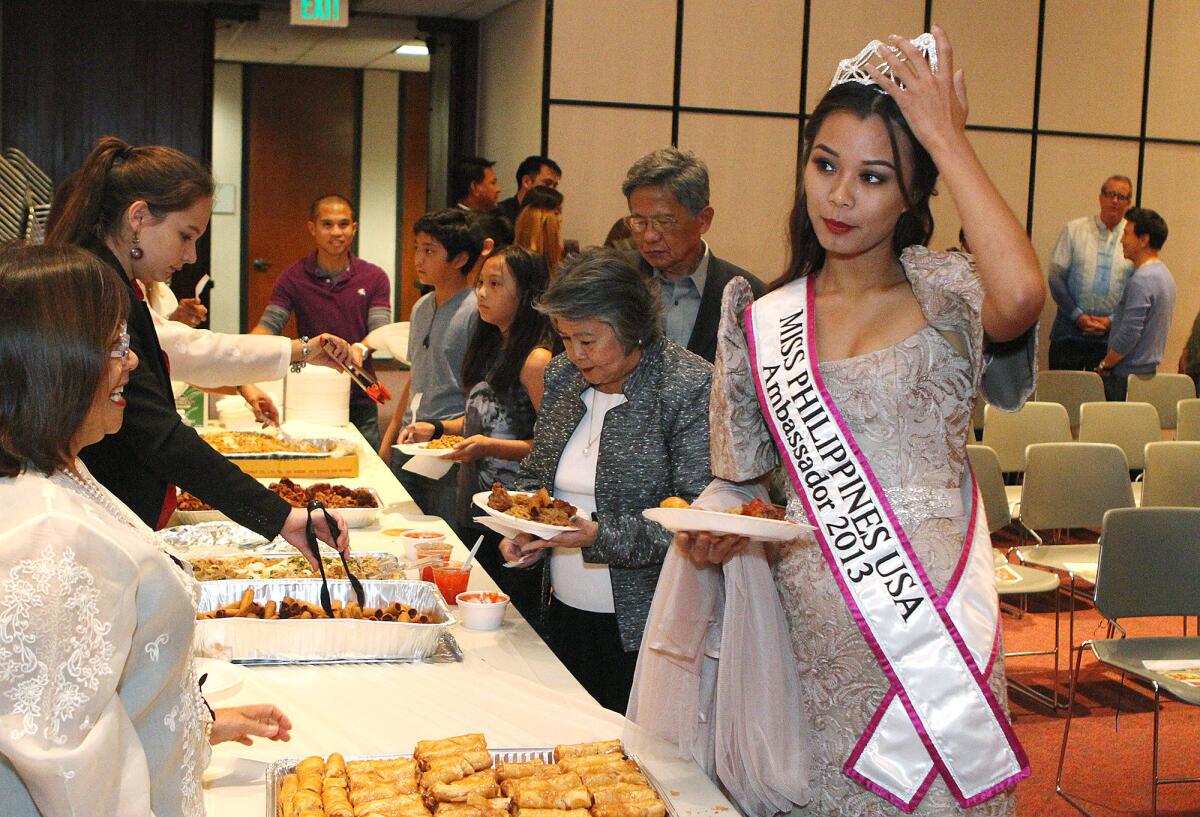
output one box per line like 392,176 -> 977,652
1095,207 -> 1176,401
380,209 -> 481,518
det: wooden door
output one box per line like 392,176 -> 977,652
244,64 -> 358,333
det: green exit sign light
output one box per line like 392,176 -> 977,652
291,0 -> 348,27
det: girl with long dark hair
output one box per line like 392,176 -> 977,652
400,246 -> 553,609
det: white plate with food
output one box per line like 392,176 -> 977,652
472,486 -> 578,539
642,499 -> 812,542
395,437 -> 464,458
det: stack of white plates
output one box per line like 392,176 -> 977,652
285,365 -> 350,426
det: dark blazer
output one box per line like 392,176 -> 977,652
515,339 -> 713,651
79,247 -> 291,537
628,249 -> 765,363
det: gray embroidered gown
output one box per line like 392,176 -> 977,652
711,248 -> 1034,816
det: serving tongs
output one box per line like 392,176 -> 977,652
321,338 -> 392,404
304,499 -> 364,616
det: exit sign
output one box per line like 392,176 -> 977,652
291,0 -> 348,28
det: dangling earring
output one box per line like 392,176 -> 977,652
129,233 -> 144,260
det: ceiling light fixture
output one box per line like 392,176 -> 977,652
395,41 -> 429,56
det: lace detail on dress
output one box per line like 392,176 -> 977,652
721,252 -> 1016,816
167,569 -> 206,817
711,277 -> 779,481
0,545 -> 115,745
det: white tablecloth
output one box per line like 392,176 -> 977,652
201,422 -> 734,816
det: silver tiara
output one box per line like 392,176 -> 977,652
829,33 -> 939,91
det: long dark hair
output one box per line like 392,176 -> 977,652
45,135 -> 214,252
774,82 -> 938,289
0,244 -> 129,477
461,246 -> 552,396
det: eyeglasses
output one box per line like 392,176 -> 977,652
110,322 -> 131,360
1101,190 -> 1131,202
626,215 -> 680,234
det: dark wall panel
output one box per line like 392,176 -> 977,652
2,0 -> 214,284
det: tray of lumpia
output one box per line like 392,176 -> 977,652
266,735 -> 675,817
195,579 -> 455,663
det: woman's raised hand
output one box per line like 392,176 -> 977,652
864,25 -> 968,157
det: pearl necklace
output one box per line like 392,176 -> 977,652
56,465 -> 198,598
59,466 -> 150,536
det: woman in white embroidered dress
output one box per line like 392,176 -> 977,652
632,28 -> 1045,817
0,244 -> 293,817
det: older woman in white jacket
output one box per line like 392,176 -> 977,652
0,245 -> 297,817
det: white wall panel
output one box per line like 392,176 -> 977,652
1039,0 -> 1147,136
1145,0 -> 1198,141
479,0 -> 545,189
547,104 -> 672,248
679,0 -> 803,113
550,0 -> 676,106
804,0 -> 924,114
210,62 -> 244,334
930,0 -> 1040,128
677,113 -> 798,282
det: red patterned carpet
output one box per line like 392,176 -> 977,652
995,530 -> 1200,817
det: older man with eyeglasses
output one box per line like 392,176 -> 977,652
621,147 -> 764,364
1047,175 -> 1137,371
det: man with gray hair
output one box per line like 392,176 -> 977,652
622,147 -> 763,363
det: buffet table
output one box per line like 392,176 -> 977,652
200,422 -> 735,816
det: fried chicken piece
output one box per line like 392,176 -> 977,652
487,483 -> 514,512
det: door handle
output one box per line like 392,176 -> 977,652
253,258 -> 272,271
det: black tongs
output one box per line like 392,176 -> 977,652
305,499 -> 364,616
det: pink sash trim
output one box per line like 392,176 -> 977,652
742,277 -> 1029,810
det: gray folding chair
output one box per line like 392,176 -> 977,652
966,444 -> 1011,533
1177,398 -> 1200,441
1078,401 -> 1160,470
1056,508 -> 1200,816
1140,441 -> 1200,508
1035,369 -> 1105,432
1126,373 -> 1196,430
982,401 -> 1072,474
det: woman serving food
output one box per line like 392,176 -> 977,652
499,249 -> 713,712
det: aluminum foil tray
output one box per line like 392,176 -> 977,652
264,748 -> 677,817
196,579 -> 455,662
231,631 -> 461,666
157,521 -> 274,556
192,551 -> 406,582
172,489 -> 383,529
198,428 -> 350,459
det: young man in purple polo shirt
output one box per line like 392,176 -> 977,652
252,195 -> 392,447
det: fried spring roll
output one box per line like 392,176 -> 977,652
500,772 -> 583,799
495,759 -> 551,782
352,792 -> 431,817
577,770 -> 648,788
557,756 -> 638,775
278,773 -> 298,817
510,809 -> 591,817
350,782 -> 402,806
590,802 -> 667,817
552,739 -> 622,762
589,784 -> 659,805
429,769 -> 499,803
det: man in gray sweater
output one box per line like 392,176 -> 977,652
1095,207 -> 1175,401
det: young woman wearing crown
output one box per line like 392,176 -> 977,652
629,27 -> 1044,817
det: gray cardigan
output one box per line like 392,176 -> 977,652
515,338 -> 713,650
